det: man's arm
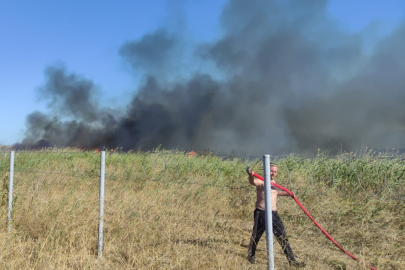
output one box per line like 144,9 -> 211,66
277,188 -> 295,197
277,190 -> 291,196
248,171 -> 264,187
271,180 -> 294,197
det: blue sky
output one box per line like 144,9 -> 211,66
1,0 -> 404,145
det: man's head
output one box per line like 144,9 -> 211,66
270,163 -> 278,181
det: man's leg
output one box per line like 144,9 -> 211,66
272,211 -> 305,267
248,209 -> 266,262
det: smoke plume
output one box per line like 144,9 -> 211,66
17,0 -> 405,155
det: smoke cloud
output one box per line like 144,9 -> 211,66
16,0 -> 405,155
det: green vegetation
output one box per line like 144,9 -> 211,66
0,149 -> 404,269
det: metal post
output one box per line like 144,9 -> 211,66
98,151 -> 106,260
8,151 -> 15,232
263,154 -> 274,270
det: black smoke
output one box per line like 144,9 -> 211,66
17,0 -> 405,154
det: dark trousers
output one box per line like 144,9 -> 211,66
248,209 -> 296,261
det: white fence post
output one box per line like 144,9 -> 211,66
98,151 -> 106,260
263,154 -> 274,270
7,151 -> 15,232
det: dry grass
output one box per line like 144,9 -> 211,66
0,150 -> 404,269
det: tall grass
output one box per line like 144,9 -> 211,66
0,149 -> 404,269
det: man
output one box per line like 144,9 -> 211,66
247,163 -> 305,267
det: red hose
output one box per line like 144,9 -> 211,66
250,171 -> 377,270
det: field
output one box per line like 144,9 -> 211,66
0,149 -> 404,269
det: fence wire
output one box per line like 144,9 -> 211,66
3,149 -> 405,199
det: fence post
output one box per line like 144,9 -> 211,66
7,151 -> 15,232
98,151 -> 106,260
263,154 -> 274,270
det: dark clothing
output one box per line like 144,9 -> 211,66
248,209 -> 296,261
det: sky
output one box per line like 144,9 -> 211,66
1,0 -> 404,154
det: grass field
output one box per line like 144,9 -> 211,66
0,149 -> 404,269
